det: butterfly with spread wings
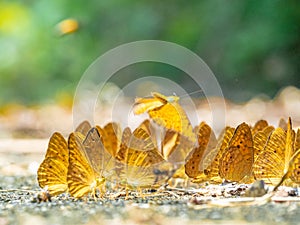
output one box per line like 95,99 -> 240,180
133,92 -> 196,143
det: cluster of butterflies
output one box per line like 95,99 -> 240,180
37,92 -> 300,199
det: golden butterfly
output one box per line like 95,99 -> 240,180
115,120 -> 172,193
218,122 -> 254,182
67,126 -> 116,199
185,122 -> 216,179
254,117 -> 300,186
153,126 -> 194,187
185,122 -> 239,184
133,92 -> 196,143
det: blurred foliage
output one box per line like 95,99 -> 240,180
0,0 -> 299,105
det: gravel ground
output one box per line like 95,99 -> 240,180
1,175 -> 300,225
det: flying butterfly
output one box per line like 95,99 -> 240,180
56,18 -> 79,35
67,127 -> 115,199
219,122 -> 254,182
133,92 -> 196,143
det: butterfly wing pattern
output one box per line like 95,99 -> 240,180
253,126 -> 274,161
97,122 -> 122,157
67,128 -> 110,199
253,127 -> 286,185
116,122 -> 171,190
219,122 -> 254,182
263,118 -> 300,188
251,119 -> 268,136
37,132 -> 69,195
185,122 -> 215,179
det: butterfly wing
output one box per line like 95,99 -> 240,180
117,126 -> 164,166
133,97 -> 165,115
251,119 -> 268,136
253,128 -> 286,185
294,129 -> 300,154
148,101 -> 196,143
37,158 -> 68,195
83,128 -> 116,178
161,130 -> 179,160
278,118 -> 287,131
37,132 -> 68,195
97,122 -> 122,157
274,148 -> 300,189
118,151 -> 171,189
253,126 -> 274,161
189,127 -> 234,183
67,133 -> 104,198
219,123 -> 254,182
116,124 -> 170,189
289,149 -> 300,184
118,162 -> 157,189
43,132 -> 68,160
75,120 -> 92,137
133,92 -> 180,115
185,122 -> 213,179
202,127 -> 235,181
285,117 -> 295,171
134,92 -> 196,143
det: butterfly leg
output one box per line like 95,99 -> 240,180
137,188 -> 145,199
91,188 -> 98,202
97,184 -> 106,199
125,186 -> 129,200
102,184 -> 106,196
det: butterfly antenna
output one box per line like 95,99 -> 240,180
178,89 -> 204,99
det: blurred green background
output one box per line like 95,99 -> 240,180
0,0 -> 299,106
